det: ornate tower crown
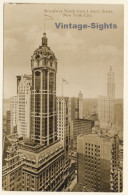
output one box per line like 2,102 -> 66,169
31,32 -> 57,71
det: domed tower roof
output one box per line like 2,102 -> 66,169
31,33 -> 57,71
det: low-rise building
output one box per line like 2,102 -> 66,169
2,134 -> 23,191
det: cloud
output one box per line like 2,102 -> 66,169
88,44 -> 122,56
47,30 -> 84,51
4,37 -> 18,52
23,25 -> 41,42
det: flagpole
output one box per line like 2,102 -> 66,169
44,10 -> 45,32
62,79 -> 63,97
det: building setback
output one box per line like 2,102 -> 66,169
17,75 -> 32,138
77,133 -> 120,192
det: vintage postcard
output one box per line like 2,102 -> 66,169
1,0 -> 126,193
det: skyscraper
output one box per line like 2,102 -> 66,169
70,97 -> 79,120
17,33 -> 69,191
57,96 -> 70,162
30,32 -> 57,145
98,96 -> 115,127
98,67 -> 115,127
107,66 -> 115,98
17,75 -> 32,138
78,91 -> 83,119
70,91 -> 84,120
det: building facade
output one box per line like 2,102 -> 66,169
10,96 -> 18,134
56,96 -> 70,180
78,91 -> 83,119
6,110 -> 11,135
70,119 -> 94,150
19,140 -> 67,191
98,67 -> 115,127
57,97 -> 69,153
115,103 -> 123,126
98,96 -> 115,127
77,133 -> 120,192
17,75 -> 32,138
2,135 -> 23,191
107,66 -> 115,98
70,91 -> 84,120
70,97 -> 79,120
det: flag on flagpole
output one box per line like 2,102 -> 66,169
62,78 -> 69,85
44,14 -> 54,20
62,78 -> 69,96
43,12 -> 54,32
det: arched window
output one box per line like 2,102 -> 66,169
35,71 -> 41,90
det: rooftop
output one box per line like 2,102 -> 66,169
19,140 -> 64,166
19,139 -> 62,153
78,132 -> 117,142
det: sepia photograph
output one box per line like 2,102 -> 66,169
2,2 -> 124,192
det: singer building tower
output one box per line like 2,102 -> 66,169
31,33 -> 57,145
17,33 -> 69,191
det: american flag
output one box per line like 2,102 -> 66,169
62,78 -> 69,84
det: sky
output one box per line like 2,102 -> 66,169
3,3 -> 124,99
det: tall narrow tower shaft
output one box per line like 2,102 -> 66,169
30,33 -> 57,146
107,66 -> 115,98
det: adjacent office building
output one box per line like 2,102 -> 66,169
17,75 -> 32,138
70,91 -> 84,120
57,97 -> 70,155
77,133 -> 120,192
70,119 -> 94,150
